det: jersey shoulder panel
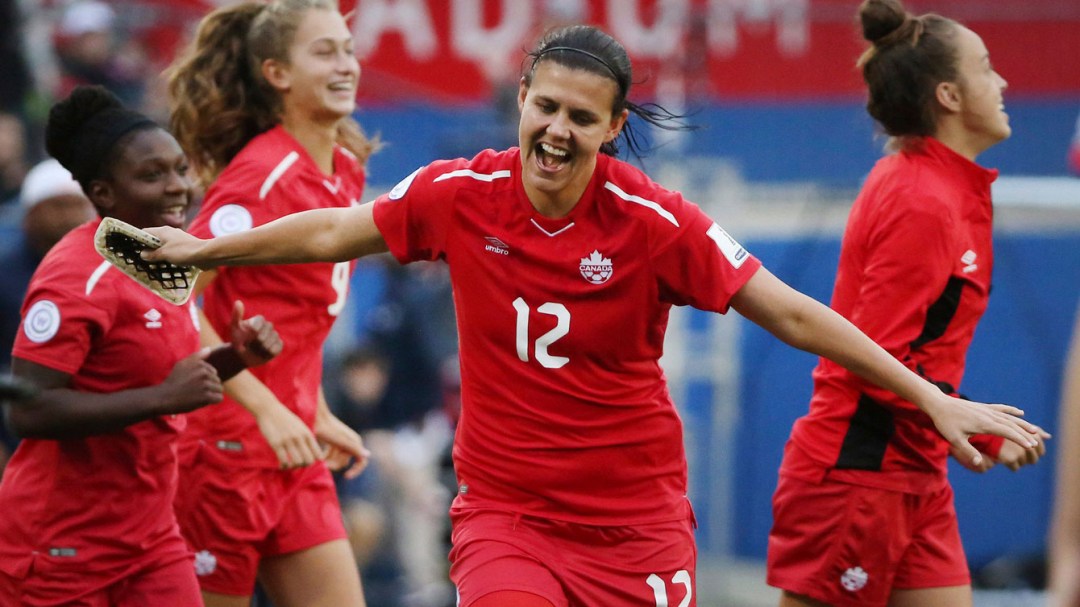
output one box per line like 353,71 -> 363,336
404,148 -> 517,199
598,157 -> 709,245
856,153 -> 958,245
867,152 -> 955,216
15,227 -> 119,372
207,130 -> 302,203
209,138 -> 364,228
31,224 -> 120,307
373,149 -> 516,264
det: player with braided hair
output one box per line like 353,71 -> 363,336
0,85 -> 280,606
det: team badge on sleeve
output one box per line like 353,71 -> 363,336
23,300 -> 61,343
209,204 -> 254,236
388,167 -> 422,200
707,223 -> 749,269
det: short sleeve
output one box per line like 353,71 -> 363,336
652,203 -> 762,313
372,163 -> 459,264
188,168 -> 266,240
13,278 -> 114,375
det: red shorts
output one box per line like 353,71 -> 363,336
449,506 -> 697,607
767,474 -> 969,607
0,555 -> 200,607
174,440 -> 347,596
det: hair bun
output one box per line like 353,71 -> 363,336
859,0 -> 909,44
45,85 -> 123,169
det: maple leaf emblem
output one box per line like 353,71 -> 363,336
579,250 -> 613,285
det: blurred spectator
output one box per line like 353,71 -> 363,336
0,158 -> 94,372
0,0 -> 33,114
0,111 -> 28,205
328,345 -> 456,607
327,260 -> 459,607
327,346 -> 400,605
0,157 -> 94,478
349,260 -> 457,431
53,0 -> 148,109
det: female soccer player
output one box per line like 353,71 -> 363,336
145,24 -> 1043,607
766,2 -> 1049,606
0,85 -> 280,607
163,1 -> 373,605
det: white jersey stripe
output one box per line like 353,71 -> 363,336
603,181 -> 679,227
260,151 -> 300,200
433,169 -> 512,183
85,260 -> 111,296
530,218 -> 576,237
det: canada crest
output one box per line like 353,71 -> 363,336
579,250 -> 613,285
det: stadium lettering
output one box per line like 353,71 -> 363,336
353,0 -> 810,62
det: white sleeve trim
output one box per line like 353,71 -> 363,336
85,260 -> 112,296
433,169 -> 512,183
260,151 -> 300,200
603,181 -> 679,227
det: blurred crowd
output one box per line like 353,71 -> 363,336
0,2 -> 461,605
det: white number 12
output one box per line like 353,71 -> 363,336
647,571 -> 692,607
513,298 -> 569,369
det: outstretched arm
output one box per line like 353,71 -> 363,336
729,267 -> 1043,467
143,203 -> 389,268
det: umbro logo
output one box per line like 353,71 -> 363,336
144,308 -> 163,329
484,237 -> 509,256
961,249 -> 978,274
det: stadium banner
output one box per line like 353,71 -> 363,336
336,0 -> 1080,104
139,0 -> 1080,103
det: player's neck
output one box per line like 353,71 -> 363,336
933,120 -> 990,163
280,116 -> 338,175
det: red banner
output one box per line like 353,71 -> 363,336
134,0 -> 1080,104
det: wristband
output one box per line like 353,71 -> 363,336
206,346 -> 247,381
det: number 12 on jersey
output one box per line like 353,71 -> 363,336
513,298 -> 569,369
647,571 -> 692,607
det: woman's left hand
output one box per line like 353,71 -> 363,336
227,300 -> 282,368
929,394 -> 1048,468
995,431 -> 1049,471
314,409 -> 370,479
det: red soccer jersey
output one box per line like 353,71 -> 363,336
784,137 -> 998,494
373,148 -> 762,525
185,125 -> 365,467
0,220 -> 199,591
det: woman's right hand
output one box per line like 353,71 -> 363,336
158,349 -> 224,414
254,403 -> 326,469
142,226 -> 210,268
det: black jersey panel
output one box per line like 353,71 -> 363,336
909,276 -> 966,350
835,395 -> 896,470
